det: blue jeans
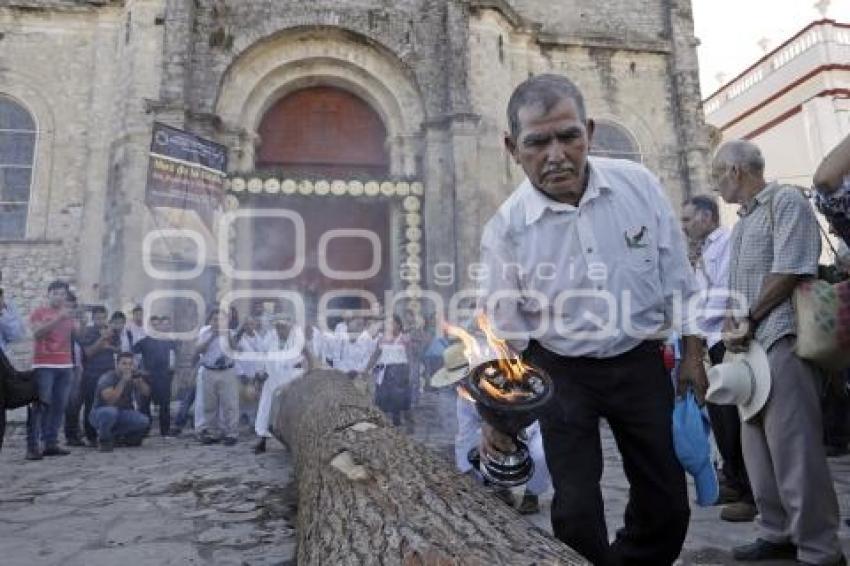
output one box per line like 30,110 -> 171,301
89,406 -> 150,443
27,367 -> 73,449
174,385 -> 195,429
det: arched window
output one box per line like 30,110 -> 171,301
0,96 -> 36,239
590,121 -> 641,162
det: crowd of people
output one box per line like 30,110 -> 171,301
1,71 -> 850,564
0,284 -> 438,458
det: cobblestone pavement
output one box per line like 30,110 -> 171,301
2,387 -> 850,565
0,411 -> 298,566
409,387 -> 850,566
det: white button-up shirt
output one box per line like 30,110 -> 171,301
334,331 -> 377,372
694,226 -> 731,349
235,332 -> 267,377
479,156 -> 699,358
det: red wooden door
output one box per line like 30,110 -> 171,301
256,87 -> 390,178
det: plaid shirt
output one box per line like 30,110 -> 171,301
729,182 -> 820,350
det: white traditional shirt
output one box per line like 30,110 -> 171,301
267,326 -> 306,370
375,333 -> 409,366
694,226 -> 731,349
235,332 -> 266,377
479,157 -> 700,358
335,331 -> 376,372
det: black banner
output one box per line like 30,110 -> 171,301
145,123 -> 228,225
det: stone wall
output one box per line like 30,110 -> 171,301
0,3 -> 124,312
0,0 -> 710,317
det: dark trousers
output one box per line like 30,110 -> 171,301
174,384 -> 195,430
525,341 -> 690,566
139,372 -> 172,435
705,342 -> 753,502
822,370 -> 850,449
65,373 -> 101,443
64,369 -> 83,441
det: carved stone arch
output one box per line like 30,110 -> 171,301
0,71 -> 57,239
215,28 -> 426,177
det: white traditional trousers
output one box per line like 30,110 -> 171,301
254,368 -> 303,438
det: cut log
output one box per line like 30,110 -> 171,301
270,369 -> 588,565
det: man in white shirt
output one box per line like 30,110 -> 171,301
478,74 -> 706,565
332,317 -> 376,377
682,195 -> 755,523
253,314 -> 308,453
127,306 -> 146,368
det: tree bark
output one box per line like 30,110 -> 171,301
270,369 -> 588,566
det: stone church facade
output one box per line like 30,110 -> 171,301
0,0 -> 710,327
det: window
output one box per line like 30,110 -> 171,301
590,121 -> 641,163
0,96 -> 36,239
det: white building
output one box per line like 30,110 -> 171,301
703,19 -> 850,227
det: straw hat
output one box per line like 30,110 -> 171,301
431,343 -> 469,388
706,342 -> 771,422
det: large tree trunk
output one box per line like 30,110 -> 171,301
270,369 -> 587,565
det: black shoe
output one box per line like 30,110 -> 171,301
732,539 -> 796,561
163,429 -> 181,437
718,484 -> 743,504
66,437 -> 85,447
198,431 -> 218,445
253,439 -> 267,454
222,436 -> 237,446
43,445 -> 71,456
97,440 -> 114,453
25,447 -> 43,461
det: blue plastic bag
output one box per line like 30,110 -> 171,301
672,390 -> 719,507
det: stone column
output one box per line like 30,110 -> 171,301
421,124 -> 458,304
665,0 -> 711,199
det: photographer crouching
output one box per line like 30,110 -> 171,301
88,352 -> 151,452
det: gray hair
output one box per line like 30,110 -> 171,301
507,74 -> 587,139
714,140 -> 765,176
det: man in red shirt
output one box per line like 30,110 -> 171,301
25,280 -> 76,460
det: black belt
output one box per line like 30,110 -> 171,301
203,363 -> 234,371
525,339 -> 663,364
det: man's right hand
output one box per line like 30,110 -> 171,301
722,316 -> 754,353
480,422 -> 517,459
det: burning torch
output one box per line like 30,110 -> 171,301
436,314 -> 554,487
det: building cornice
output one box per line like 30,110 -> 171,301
717,64 -> 850,132
704,19 -> 850,102
741,88 -> 850,140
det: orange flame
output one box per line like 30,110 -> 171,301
443,314 -> 533,386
